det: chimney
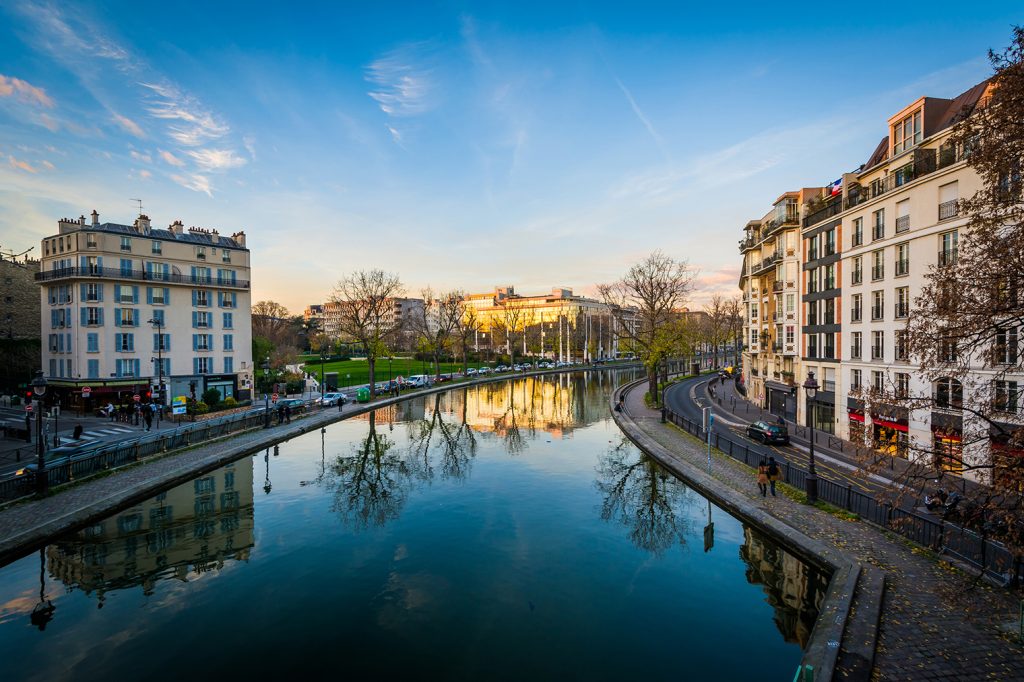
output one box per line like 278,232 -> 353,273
79,215 -> 85,226
169,220 -> 184,236
135,214 -> 151,234
231,230 -> 246,246
91,210 -> 99,226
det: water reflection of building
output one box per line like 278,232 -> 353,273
739,526 -> 828,648
47,459 -> 255,601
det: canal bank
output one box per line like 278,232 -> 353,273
0,365 -> 638,567
612,376 -> 1024,681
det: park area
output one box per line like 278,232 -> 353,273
297,356 -> 489,388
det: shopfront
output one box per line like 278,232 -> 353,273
872,405 -> 909,458
203,374 -> 238,402
931,412 -> 964,473
808,395 -> 835,434
765,381 -> 796,422
991,424 -> 1024,491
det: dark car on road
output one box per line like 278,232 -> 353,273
746,420 -> 790,445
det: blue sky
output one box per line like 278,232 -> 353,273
0,1 -> 1020,313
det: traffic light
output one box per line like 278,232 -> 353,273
145,390 -> 152,399
24,390 -> 32,402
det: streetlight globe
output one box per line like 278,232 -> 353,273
803,370 -> 819,399
31,370 -> 47,397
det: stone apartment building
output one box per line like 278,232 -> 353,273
0,252 -> 41,391
36,212 -> 253,409
304,297 -> 425,351
741,78 -> 1022,481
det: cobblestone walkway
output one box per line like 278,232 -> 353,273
619,383 -> 1024,681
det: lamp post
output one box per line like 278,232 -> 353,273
31,371 -> 47,495
803,371 -> 819,504
262,357 -> 271,428
148,317 -> 164,428
320,348 -> 327,399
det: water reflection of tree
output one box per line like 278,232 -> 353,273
738,526 -> 828,648
406,392 -> 477,483
326,411 -> 410,530
595,438 -> 694,555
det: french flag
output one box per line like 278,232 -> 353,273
827,178 -> 842,196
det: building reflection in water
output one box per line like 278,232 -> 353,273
46,459 -> 255,604
739,526 -> 828,648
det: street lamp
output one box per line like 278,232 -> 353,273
803,370 -> 819,504
148,317 -> 164,428
320,348 -> 327,400
262,357 -> 271,428
31,371 -> 47,495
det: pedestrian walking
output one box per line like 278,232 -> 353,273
284,404 -> 292,423
277,404 -> 285,425
757,459 -> 769,497
144,407 -> 153,432
767,456 -> 780,497
134,402 -> 142,426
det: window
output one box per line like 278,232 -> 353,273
785,294 -> 795,313
191,266 -> 211,284
154,357 -> 171,376
85,283 -> 102,302
196,246 -> 207,261
785,326 -> 794,344
223,334 -> 234,351
120,236 -> 132,251
808,235 -> 819,261
895,330 -> 909,361
895,287 -> 909,318
151,240 -> 162,254
871,290 -> 884,320
120,258 -> 133,277
149,287 -> 167,305
851,369 -> 862,391
934,378 -> 963,410
216,269 -> 237,286
823,229 -> 836,256
807,334 -> 818,358
872,370 -> 885,394
151,309 -> 165,326
86,235 -> 97,249
750,303 -> 758,321
851,332 -> 862,359
852,218 -> 863,247
87,359 -> 99,379
892,109 -> 922,154
807,300 -> 818,326
895,243 -> 909,276
222,250 -> 232,263
193,333 -> 213,351
939,182 -> 959,220
993,380 -> 1020,413
115,333 -> 135,352
993,327 -> 1019,365
939,230 -> 958,266
194,357 -> 212,374
193,311 -> 211,328
871,250 -> 884,281
822,333 -> 835,359
224,357 -> 234,373
116,285 -> 138,304
938,334 -> 958,363
116,358 -> 139,377
851,294 -> 863,323
193,290 -> 210,307
147,261 -> 170,281
83,307 -> 103,326
218,291 -> 237,308
823,264 -> 835,290
154,333 -> 170,352
872,209 -> 885,241
872,330 -> 885,360
750,329 -> 758,347
117,308 -> 137,327
896,199 -> 910,233
824,298 -> 836,325
852,256 -> 863,285
896,373 -> 910,398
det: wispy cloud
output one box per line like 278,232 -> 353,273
0,74 -> 54,108
130,150 -> 151,163
158,149 -> 184,167
170,173 -> 212,197
187,148 -> 246,171
113,113 -> 145,138
137,169 -> 151,179
613,77 -> 666,158
365,42 -> 437,144
7,155 -> 39,173
140,81 -> 230,147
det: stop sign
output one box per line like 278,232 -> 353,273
82,387 -> 92,397
271,393 -> 279,403
25,403 -> 33,412
133,394 -> 141,402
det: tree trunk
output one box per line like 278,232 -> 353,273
648,368 -> 658,406
368,356 -> 376,400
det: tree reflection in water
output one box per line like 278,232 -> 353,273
325,411 -> 410,530
739,526 -> 829,648
595,437 -> 695,555
405,392 -> 477,483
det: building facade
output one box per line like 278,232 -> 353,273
36,212 -> 253,409
304,297 -> 425,351
0,252 -> 42,392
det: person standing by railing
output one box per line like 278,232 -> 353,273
757,459 -> 769,497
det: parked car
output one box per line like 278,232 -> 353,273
746,420 -> 790,445
318,392 -> 347,406
278,398 -> 306,411
466,368 -> 478,376
478,367 -> 491,375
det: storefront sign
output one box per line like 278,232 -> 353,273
172,396 -> 187,415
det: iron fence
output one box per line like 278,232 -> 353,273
661,402 -> 1023,586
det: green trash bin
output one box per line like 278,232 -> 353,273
356,387 -> 370,403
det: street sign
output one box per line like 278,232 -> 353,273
82,387 -> 92,397
272,393 -> 279,403
25,403 -> 33,412
133,394 -> 141,402
172,396 -> 187,415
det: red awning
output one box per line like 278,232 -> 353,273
873,418 -> 908,432
848,412 -> 865,423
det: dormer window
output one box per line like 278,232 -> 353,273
892,110 -> 922,155
196,246 -> 206,260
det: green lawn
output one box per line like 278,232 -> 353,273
299,356 -> 489,387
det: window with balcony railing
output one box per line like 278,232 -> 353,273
871,344 -> 884,360
852,220 -> 863,247
938,250 -> 957,266
871,265 -> 884,281
938,200 -> 958,220
852,267 -> 862,285
895,259 -> 909,276
872,210 -> 885,240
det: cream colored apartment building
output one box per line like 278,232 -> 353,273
36,212 -> 253,409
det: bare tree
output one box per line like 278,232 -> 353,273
410,288 -> 464,378
703,294 -> 731,368
454,302 -> 481,374
723,296 -> 744,367
329,270 -> 405,400
252,300 -> 294,346
599,251 -> 696,403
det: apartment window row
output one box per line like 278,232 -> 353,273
805,298 -> 837,326
47,333 -> 73,354
47,285 -> 74,305
805,332 -> 836,360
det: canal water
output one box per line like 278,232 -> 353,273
0,372 -> 827,681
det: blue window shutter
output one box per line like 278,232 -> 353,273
115,333 -> 122,350
115,310 -> 121,327
193,357 -> 199,375
97,284 -> 104,302
129,334 -> 135,351
97,256 -> 103,268
192,290 -> 197,306
134,359 -> 140,377
147,288 -> 153,304
114,284 -> 121,301
132,286 -> 139,303
192,311 -> 198,328
115,361 -> 121,378
79,256 -> 87,268
97,308 -> 104,326
146,261 -> 153,277
192,334 -> 198,351
79,283 -> 87,299
50,310 -> 56,327
163,288 -> 170,303
66,334 -> 72,353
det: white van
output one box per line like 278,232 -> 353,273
407,375 -> 433,388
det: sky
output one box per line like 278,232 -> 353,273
0,1 -> 1021,314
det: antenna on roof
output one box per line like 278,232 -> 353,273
130,198 -> 143,216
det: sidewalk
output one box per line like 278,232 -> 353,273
617,378 -> 1024,681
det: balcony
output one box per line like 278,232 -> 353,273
772,343 -> 782,352
871,265 -> 884,281
34,266 -> 251,289
739,236 -> 757,251
895,215 -> 910,233
939,200 -> 959,220
895,304 -> 909,319
895,259 -> 909,276
750,254 -> 782,275
871,345 -> 884,360
938,250 -> 958,267
872,224 -> 885,241
772,281 -> 784,292
852,270 -> 863,285
871,306 -> 884,321
803,198 -> 843,227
